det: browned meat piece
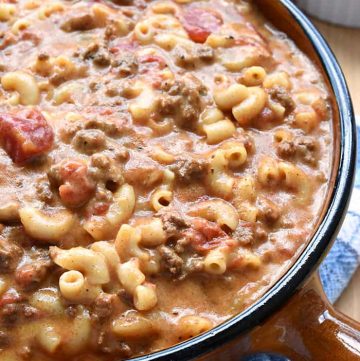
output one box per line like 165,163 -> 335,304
91,293 -> 116,321
72,129 -> 107,155
0,239 -> 22,273
15,250 -> 53,289
312,97 -> 330,120
83,43 -> 111,67
184,257 -> 204,273
35,180 -> 55,204
194,45 -> 214,61
276,136 -> 319,166
84,117 -> 127,137
158,209 -> 189,238
110,0 -> 133,4
159,75 -> 207,129
172,44 -> 214,67
276,140 -> 296,159
0,303 -> 40,325
112,53 -> 138,77
158,245 -> 184,275
61,13 -> 96,32
294,136 -> 319,165
170,156 -> 207,183
1,303 -> 21,325
0,331 -> 10,348
257,197 -> 281,225
90,153 -> 125,187
125,152 -> 163,188
65,305 -> 78,318
268,86 -> 295,115
0,288 -> 40,325
59,116 -> 127,143
232,222 -> 267,245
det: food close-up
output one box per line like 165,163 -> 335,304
0,0 -> 359,361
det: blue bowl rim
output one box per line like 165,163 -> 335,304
131,1 -> 357,360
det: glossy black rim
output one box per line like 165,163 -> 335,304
131,1 -> 357,360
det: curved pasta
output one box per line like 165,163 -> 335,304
1,71 -> 40,105
53,81 -> 83,105
278,161 -> 312,201
152,1 -> 179,14
115,224 -> 149,262
133,283 -> 158,311
116,258 -> 145,294
203,119 -> 236,144
0,202 -> 19,222
188,199 -> 239,231
151,189 -> 173,211
233,176 -> 256,203
257,156 -> 281,187
204,247 -> 228,275
129,85 -> 157,122
242,66 -> 266,86
38,2 -> 65,19
59,270 -> 101,303
90,241 -> 120,273
29,288 -> 64,316
200,107 -> 224,125
11,19 -> 31,34
112,312 -> 157,340
177,315 -> 213,340
50,246 -> 110,284
222,142 -> 248,168
84,184 -> 135,241
64,310 -> 91,354
138,218 -> 166,247
207,149 -> 234,199
263,71 -> 291,90
294,110 -> 319,133
19,207 -> 75,242
36,324 -> 62,354
0,4 -> 16,21
232,86 -> 267,126
213,84 -> 249,111
134,21 -> 155,44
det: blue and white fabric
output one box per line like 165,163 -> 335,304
320,116 -> 360,302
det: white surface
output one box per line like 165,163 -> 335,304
296,0 -> 360,28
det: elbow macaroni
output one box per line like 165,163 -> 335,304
1,71 -> 40,105
19,207 -> 75,242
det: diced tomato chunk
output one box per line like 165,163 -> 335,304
0,109 -> 54,164
181,7 -> 223,43
138,54 -> 168,87
58,160 -> 96,208
85,201 -> 110,218
184,218 -> 229,252
109,39 -> 139,54
138,54 -> 167,73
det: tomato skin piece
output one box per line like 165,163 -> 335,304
0,109 -> 54,164
58,160 -> 96,208
138,54 -> 167,73
181,7 -> 223,43
184,218 -> 229,252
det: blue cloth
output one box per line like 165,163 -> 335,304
319,116 -> 360,303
